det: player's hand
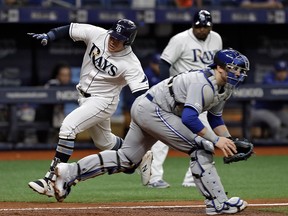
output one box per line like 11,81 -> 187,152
27,33 -> 49,46
215,137 -> 237,157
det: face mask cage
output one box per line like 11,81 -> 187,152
225,55 -> 250,87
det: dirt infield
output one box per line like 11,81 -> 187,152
1,200 -> 288,216
0,147 -> 287,216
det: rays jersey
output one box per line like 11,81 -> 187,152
148,69 -> 233,117
161,28 -> 222,76
69,23 -> 148,98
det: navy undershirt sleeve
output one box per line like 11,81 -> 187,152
47,25 -> 70,41
207,111 -> 224,129
182,106 -> 205,134
159,59 -> 171,81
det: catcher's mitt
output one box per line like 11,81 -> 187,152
223,138 -> 254,164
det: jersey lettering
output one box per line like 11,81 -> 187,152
89,43 -> 118,76
192,49 -> 215,64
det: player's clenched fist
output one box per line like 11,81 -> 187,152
27,33 -> 49,46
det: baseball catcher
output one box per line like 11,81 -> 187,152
223,138 -> 254,164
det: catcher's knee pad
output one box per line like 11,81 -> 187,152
190,150 -> 228,209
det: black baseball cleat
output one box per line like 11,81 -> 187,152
28,178 -> 55,197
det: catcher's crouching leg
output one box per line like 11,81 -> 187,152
53,150 -> 137,202
190,149 -> 247,215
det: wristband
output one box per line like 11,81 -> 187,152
202,129 -> 219,145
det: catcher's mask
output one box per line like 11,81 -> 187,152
209,49 -> 250,87
108,19 -> 137,46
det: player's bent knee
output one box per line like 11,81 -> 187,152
59,126 -> 78,140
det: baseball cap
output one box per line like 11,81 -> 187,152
274,60 -> 288,71
150,53 -> 161,64
193,10 -> 212,27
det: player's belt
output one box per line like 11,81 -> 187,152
167,75 -> 177,97
78,88 -> 91,97
145,93 -> 153,102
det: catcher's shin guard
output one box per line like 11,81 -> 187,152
74,150 -> 136,182
190,150 -> 228,210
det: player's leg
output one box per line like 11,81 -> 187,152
88,117 -> 123,151
275,110 -> 288,139
28,96 -> 118,197
251,109 -> 281,139
182,111 -> 212,187
54,120 -> 157,202
182,166 -> 196,187
148,141 -> 170,188
190,149 -> 247,215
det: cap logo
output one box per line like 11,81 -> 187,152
199,14 -> 205,22
116,24 -> 122,33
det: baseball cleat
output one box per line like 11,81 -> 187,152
205,197 -> 248,215
28,178 -> 55,197
138,150 -> 153,186
182,182 -> 196,187
182,170 -> 196,187
148,180 -> 170,189
54,163 -> 75,202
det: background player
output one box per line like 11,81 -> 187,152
27,19 -> 149,197
148,9 -> 223,188
53,48 -> 250,216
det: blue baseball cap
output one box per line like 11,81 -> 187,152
274,60 -> 288,72
151,53 -> 161,64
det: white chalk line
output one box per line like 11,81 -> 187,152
1,203 -> 288,211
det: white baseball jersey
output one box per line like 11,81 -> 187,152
161,28 -> 222,76
69,23 -> 148,98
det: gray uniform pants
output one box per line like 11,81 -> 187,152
122,95 -> 196,164
250,108 -> 288,139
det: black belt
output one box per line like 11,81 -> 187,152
79,89 -> 91,98
168,75 -> 177,97
167,75 -> 183,106
146,93 -> 153,102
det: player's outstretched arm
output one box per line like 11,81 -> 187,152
27,25 -> 70,46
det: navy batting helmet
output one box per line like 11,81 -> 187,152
209,49 -> 250,87
108,19 -> 137,46
193,10 -> 212,27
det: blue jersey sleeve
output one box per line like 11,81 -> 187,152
182,106 -> 205,134
207,111 -> 224,129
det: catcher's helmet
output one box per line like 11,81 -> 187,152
209,49 -> 250,87
108,19 -> 137,46
193,10 -> 212,27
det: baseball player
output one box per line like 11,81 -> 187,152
52,48 -> 250,216
27,19 -> 149,198
148,9 -> 223,188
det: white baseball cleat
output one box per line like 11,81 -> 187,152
138,150 -> 153,186
28,178 -> 55,197
182,171 -> 196,187
54,163 -> 75,202
205,197 -> 248,215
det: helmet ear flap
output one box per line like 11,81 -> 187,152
124,28 -> 137,46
